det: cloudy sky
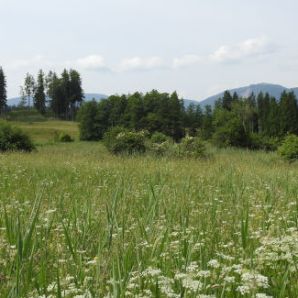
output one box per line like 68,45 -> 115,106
0,0 -> 298,100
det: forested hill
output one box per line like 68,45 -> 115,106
200,83 -> 298,107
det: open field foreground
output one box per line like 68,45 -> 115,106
0,142 -> 298,297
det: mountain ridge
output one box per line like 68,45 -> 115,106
199,83 -> 298,107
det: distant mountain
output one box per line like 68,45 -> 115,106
83,93 -> 108,101
7,93 -> 108,107
199,83 -> 298,107
183,98 -> 200,107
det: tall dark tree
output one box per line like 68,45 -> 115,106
222,91 -> 233,111
0,67 -> 7,114
34,70 -> 46,114
47,72 -> 63,118
46,69 -> 84,120
201,105 -> 214,139
69,69 -> 84,119
279,91 -> 298,134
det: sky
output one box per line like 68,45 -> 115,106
0,0 -> 298,100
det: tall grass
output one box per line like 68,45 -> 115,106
0,143 -> 297,297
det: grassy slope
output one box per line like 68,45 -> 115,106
0,139 -> 298,297
9,120 -> 79,144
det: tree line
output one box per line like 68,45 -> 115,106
0,67 -> 84,120
79,89 -> 298,149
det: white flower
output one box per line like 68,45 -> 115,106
207,259 -> 220,268
256,294 -> 273,298
141,267 -> 161,277
237,285 -> 250,295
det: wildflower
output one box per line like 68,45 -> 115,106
207,259 -> 220,268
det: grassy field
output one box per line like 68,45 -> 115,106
9,120 -> 80,144
0,122 -> 298,297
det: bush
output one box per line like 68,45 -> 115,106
54,131 -> 74,143
278,134 -> 298,160
150,132 -> 170,144
103,127 -> 146,155
212,121 -> 250,148
148,132 -> 173,156
177,136 -> 207,158
249,134 -> 280,151
0,121 -> 35,152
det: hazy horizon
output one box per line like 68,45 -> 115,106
1,0 -> 298,99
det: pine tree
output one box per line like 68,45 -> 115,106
222,91 -> 233,111
69,69 -> 84,120
279,91 -> 298,134
34,70 -> 46,114
0,67 -> 7,114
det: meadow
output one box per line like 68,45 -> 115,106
0,121 -> 298,297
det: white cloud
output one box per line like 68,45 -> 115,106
76,55 -> 108,71
8,55 -> 53,70
119,56 -> 164,71
173,54 -> 202,68
210,37 -> 276,63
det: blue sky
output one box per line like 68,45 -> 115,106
0,0 -> 298,100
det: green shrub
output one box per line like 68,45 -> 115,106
0,121 -> 35,152
148,132 -> 173,156
212,121 -> 250,148
177,136 -> 207,158
249,134 -> 280,151
278,134 -> 298,160
150,132 -> 170,144
148,140 -> 173,157
103,127 -> 146,155
54,131 -> 74,143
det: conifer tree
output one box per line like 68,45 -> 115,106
279,91 -> 298,134
34,70 -> 46,114
0,67 -> 7,114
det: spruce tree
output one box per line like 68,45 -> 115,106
222,91 -> 233,111
279,91 -> 298,134
69,69 -> 84,120
0,67 -> 7,114
34,70 -> 46,114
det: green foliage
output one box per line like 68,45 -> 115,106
150,132 -> 170,144
177,136 -> 207,158
103,126 -> 146,155
148,132 -> 173,157
0,121 -> 35,152
278,134 -> 298,160
78,90 -> 186,141
54,131 -> 74,143
77,101 -> 102,141
249,134 -> 280,151
279,91 -> 298,135
45,69 -> 84,120
212,108 -> 250,148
